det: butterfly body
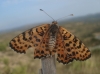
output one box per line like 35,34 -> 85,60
9,21 -> 91,64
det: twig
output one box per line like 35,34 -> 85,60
39,55 -> 56,74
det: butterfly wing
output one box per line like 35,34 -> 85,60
34,28 -> 51,58
56,26 -> 91,64
9,24 -> 50,54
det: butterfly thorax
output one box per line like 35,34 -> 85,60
50,21 -> 58,36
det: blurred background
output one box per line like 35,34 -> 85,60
0,0 -> 100,74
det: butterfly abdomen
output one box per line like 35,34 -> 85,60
48,34 -> 56,55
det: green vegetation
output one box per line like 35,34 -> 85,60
0,42 -> 7,51
11,65 -> 27,74
91,48 -> 100,55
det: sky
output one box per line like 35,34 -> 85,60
0,0 -> 100,31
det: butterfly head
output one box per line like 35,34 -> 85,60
52,21 -> 57,25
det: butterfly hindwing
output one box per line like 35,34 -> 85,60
56,26 -> 91,64
55,29 -> 73,64
9,24 -> 50,54
34,27 -> 51,58
55,31 -> 67,64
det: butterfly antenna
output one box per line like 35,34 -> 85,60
40,9 -> 55,21
56,14 -> 73,21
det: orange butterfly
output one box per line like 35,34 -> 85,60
9,21 -> 91,64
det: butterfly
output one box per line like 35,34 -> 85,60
9,21 -> 91,64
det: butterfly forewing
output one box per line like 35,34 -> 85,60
56,26 -> 91,64
9,24 -> 50,54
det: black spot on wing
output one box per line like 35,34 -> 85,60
65,43 -> 69,46
36,27 -> 44,36
22,32 -> 27,41
9,42 -> 26,54
73,36 -> 78,43
28,28 -> 33,35
36,39 -> 40,42
67,48 -> 71,52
